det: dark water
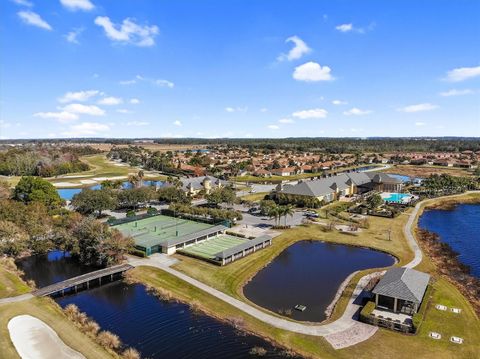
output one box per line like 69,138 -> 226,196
17,251 -> 292,359
57,180 -> 164,200
419,204 -> 480,278
243,241 -> 395,322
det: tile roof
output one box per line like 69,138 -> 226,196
372,267 -> 430,303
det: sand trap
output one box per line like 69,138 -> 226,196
113,163 -> 127,167
59,175 -> 94,179
79,179 -> 97,184
8,315 -> 85,359
92,176 -> 127,181
52,182 -> 80,188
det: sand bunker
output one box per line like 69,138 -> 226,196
8,315 -> 85,359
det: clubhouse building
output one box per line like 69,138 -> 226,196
276,172 -> 403,203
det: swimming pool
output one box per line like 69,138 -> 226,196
381,192 -> 413,203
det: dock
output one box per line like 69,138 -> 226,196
33,263 -> 133,297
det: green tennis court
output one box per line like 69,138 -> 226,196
179,234 -> 247,260
113,215 -> 214,253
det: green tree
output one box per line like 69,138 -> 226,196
0,220 -> 28,256
367,193 -> 383,209
117,187 -> 153,209
72,189 -> 117,216
157,186 -> 190,204
13,176 -> 63,209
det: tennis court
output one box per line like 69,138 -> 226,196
113,215 -> 215,254
179,234 -> 247,260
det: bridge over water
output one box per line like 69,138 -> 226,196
32,263 -> 133,297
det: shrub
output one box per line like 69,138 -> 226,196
360,301 -> 375,320
97,330 -> 121,350
122,348 -> 141,359
146,206 -> 158,215
129,248 -> 146,258
249,346 -> 267,356
126,210 -> 136,218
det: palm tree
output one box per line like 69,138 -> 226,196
268,205 -> 280,226
282,205 -> 294,226
138,170 -> 145,187
128,174 -> 140,188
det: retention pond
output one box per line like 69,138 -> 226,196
243,241 -> 395,322
17,251 -> 292,358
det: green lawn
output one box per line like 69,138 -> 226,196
0,265 -> 31,299
240,192 -> 269,202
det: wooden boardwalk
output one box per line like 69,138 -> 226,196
33,263 -> 133,297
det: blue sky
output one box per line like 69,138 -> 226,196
1,0 -> 479,139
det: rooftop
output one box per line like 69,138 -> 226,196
372,267 -> 431,304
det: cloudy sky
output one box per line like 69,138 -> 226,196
1,0 -> 479,139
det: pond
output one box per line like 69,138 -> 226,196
243,241 -> 395,322
57,180 -> 164,201
419,203 -> 480,278
16,251 -> 292,359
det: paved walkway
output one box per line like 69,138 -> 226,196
0,293 -> 34,305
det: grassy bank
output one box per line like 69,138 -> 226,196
0,298 -> 116,359
131,265 -> 480,358
382,164 -> 474,178
0,261 -> 30,298
240,192 -> 269,202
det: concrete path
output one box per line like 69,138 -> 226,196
403,201 -> 424,269
0,293 -> 34,305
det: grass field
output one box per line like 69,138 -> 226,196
240,192 -> 269,202
180,235 -> 246,259
113,214 -> 214,249
0,262 -> 31,299
382,164 -> 474,178
0,298 -> 115,359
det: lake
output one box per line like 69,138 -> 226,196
419,203 -> 480,278
57,180 -> 164,200
16,251 -> 293,359
243,241 -> 395,322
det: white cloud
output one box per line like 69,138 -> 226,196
335,23 -> 353,32
439,89 -> 474,97
343,107 -> 372,116
260,108 -> 268,113
445,66 -> 480,82
292,108 -> 328,119
415,122 -> 426,126
126,121 -> 149,126
11,0 -> 33,7
397,103 -> 438,113
18,11 -> 52,31
64,28 -> 83,44
116,109 -> 132,114
267,124 -> 280,130
58,90 -> 99,103
60,0 -> 94,11
335,22 -> 374,34
277,36 -> 311,62
225,107 -> 247,113
332,99 -> 347,105
98,96 -> 123,105
94,16 -> 159,47
279,118 -> 294,124
119,75 -> 174,88
62,122 -> 110,136
130,98 -> 140,104
34,111 -> 79,123
61,103 -> 105,116
293,62 -> 334,82
155,79 -> 174,88
173,120 -> 182,126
